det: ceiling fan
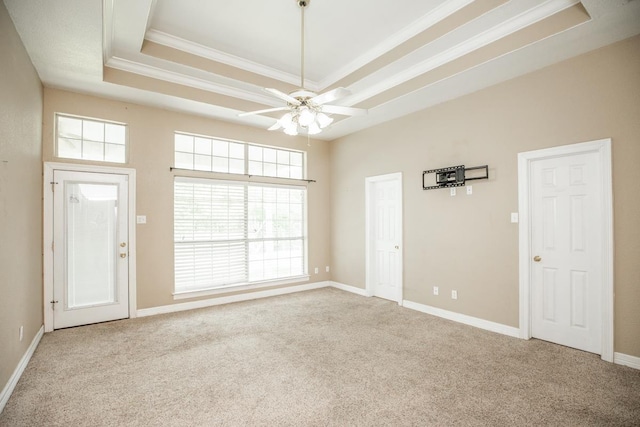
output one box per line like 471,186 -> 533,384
239,0 -> 367,136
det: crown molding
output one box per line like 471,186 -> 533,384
344,0 -> 581,106
105,56 -> 281,107
317,0 -> 476,89
144,29 -> 319,91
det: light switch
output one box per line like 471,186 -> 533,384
466,186 -> 473,195
137,215 -> 147,224
511,213 -> 519,223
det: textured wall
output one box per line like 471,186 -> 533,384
0,0 -> 44,396
330,35 -> 640,357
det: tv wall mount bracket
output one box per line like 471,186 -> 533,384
422,165 -> 488,190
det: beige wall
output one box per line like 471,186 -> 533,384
42,90 -> 332,310
0,1 -> 44,393
330,35 -> 640,357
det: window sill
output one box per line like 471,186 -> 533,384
172,275 -> 311,300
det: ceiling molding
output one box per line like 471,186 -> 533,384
144,29 -> 317,91
105,56 -> 281,107
316,0 -> 476,89
343,0 -> 582,106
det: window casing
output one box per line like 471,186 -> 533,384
55,114 -> 127,163
174,177 -> 307,294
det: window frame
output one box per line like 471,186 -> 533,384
173,176 -> 309,299
54,113 -> 129,164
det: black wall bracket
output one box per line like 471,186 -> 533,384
422,165 -> 489,190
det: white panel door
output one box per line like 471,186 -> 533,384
52,170 -> 129,329
368,176 -> 402,302
530,152 -> 602,353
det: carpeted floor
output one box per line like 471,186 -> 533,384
1,288 -> 639,426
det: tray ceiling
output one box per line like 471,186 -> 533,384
5,0 -> 640,140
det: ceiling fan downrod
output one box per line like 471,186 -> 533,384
297,0 -> 309,89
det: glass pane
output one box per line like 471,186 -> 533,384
212,139 -> 229,157
248,161 -> 262,176
248,146 -> 262,161
65,182 -> 118,309
277,164 -> 290,178
175,152 -> 194,169
194,137 -> 212,155
263,163 -> 277,177
83,141 -> 104,161
263,148 -> 277,163
194,154 -> 212,171
277,150 -> 290,165
57,116 -> 82,139
229,142 -> 244,159
175,134 -> 194,153
229,158 -> 244,175
83,120 -> 105,142
105,123 -> 126,144
57,137 -> 82,159
212,156 -> 229,173
104,143 -> 126,163
290,166 -> 302,179
290,152 -> 303,167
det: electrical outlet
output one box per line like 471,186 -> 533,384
19,326 -> 24,341
326,266 -> 330,273
450,188 -> 456,196
314,267 -> 319,274
466,185 -> 473,195
136,215 -> 147,224
433,286 -> 439,296
451,290 -> 458,300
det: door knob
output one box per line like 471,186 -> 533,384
533,255 -> 542,262
120,242 -> 127,247
395,245 -> 399,249
120,253 -> 127,258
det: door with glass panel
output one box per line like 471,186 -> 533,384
52,170 -> 129,329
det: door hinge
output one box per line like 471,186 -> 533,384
51,241 -> 54,252
50,181 -> 58,192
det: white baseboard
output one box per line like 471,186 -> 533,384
137,281 -> 331,317
614,352 -> 640,370
329,281 -> 370,297
402,300 -> 521,338
0,325 -> 44,414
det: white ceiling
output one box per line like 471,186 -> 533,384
4,0 -> 640,141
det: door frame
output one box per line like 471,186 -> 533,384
517,139 -> 613,362
43,162 -> 137,332
365,172 -> 403,305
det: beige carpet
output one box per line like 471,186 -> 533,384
1,288 -> 639,426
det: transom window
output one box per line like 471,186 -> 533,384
174,177 -> 307,294
174,132 -> 305,179
55,114 -> 127,163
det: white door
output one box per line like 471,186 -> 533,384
530,152 -> 602,353
366,173 -> 403,303
52,170 -> 130,329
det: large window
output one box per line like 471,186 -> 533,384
174,132 -> 305,179
174,177 -> 307,294
55,114 -> 127,163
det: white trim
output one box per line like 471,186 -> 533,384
318,0 -> 475,89
402,300 -> 521,338
173,275 -> 310,300
43,162 -> 137,331
105,56 -> 281,108
614,353 -> 640,370
137,281 -> 329,317
329,281 -> 370,297
345,0 -> 580,106
517,139 -> 614,362
365,172 -> 404,304
0,326 -> 44,413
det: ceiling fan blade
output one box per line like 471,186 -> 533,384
238,107 -> 289,117
310,87 -> 351,106
322,105 -> 368,116
265,88 -> 301,106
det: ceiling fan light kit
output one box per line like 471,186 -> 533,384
239,0 -> 367,136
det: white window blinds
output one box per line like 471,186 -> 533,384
174,177 -> 307,293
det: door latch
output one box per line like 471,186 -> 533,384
50,300 -> 59,310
